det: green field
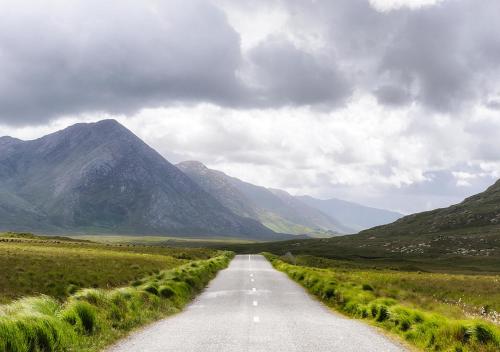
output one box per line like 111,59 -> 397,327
216,233 -> 500,274
0,233 -> 217,303
0,233 -> 232,351
267,253 -> 500,351
288,255 -> 499,323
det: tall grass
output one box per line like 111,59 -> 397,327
264,253 -> 500,352
0,252 -> 233,351
0,235 -> 220,304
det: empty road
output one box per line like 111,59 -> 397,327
108,255 -> 405,352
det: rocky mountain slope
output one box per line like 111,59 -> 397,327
361,179 -> 500,238
177,161 -> 352,236
0,120 -> 282,239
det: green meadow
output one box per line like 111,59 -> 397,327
266,253 -> 500,351
0,233 -> 232,351
0,233 -> 217,303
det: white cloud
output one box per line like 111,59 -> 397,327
369,0 -> 445,12
2,0 -> 500,215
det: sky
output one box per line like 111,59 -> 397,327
1,0 -> 500,214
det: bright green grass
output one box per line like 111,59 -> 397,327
0,233 -> 217,303
72,235 -> 257,244
266,253 -> 500,352
0,252 -> 233,352
292,255 -> 500,323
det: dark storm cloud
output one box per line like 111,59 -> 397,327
247,37 -> 351,107
0,0 -> 245,125
373,85 -> 411,106
1,0 -> 500,125
285,0 -> 500,112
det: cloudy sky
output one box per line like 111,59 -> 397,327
1,0 -> 500,214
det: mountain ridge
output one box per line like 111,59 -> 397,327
177,160 -> 353,236
360,178 -> 500,237
297,195 -> 402,232
0,120 -> 286,240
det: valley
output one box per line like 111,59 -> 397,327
1,1 -> 498,351
0,120 -> 499,352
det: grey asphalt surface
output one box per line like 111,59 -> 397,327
108,254 -> 405,352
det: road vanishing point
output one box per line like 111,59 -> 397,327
109,254 -> 405,352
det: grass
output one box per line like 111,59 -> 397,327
215,233 -> 500,274
292,255 -> 500,323
265,253 -> 500,351
0,233 -> 218,303
0,249 -> 234,351
72,235 -> 257,245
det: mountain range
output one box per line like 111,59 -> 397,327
0,120 -> 402,240
297,196 -> 402,232
219,179 -> 500,269
0,120 -> 285,239
177,161 -> 351,236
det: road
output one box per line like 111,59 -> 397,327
108,254 -> 405,352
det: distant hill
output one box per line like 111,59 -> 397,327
361,179 -> 500,238
0,120 -> 284,240
215,180 -> 500,271
297,195 -> 402,232
177,161 -> 352,236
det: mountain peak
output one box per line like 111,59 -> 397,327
0,136 -> 23,145
177,160 -> 209,172
66,119 -> 127,135
0,122 -> 279,240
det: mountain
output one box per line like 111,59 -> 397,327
297,195 -> 402,232
360,179 -> 500,238
217,181 -> 500,270
177,161 -> 352,236
0,120 -> 283,240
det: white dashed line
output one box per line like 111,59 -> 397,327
253,300 -> 258,306
252,287 -> 256,292
250,273 -> 254,277
253,316 -> 260,323
251,278 -> 255,282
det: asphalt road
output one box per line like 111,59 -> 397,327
108,254 -> 405,352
